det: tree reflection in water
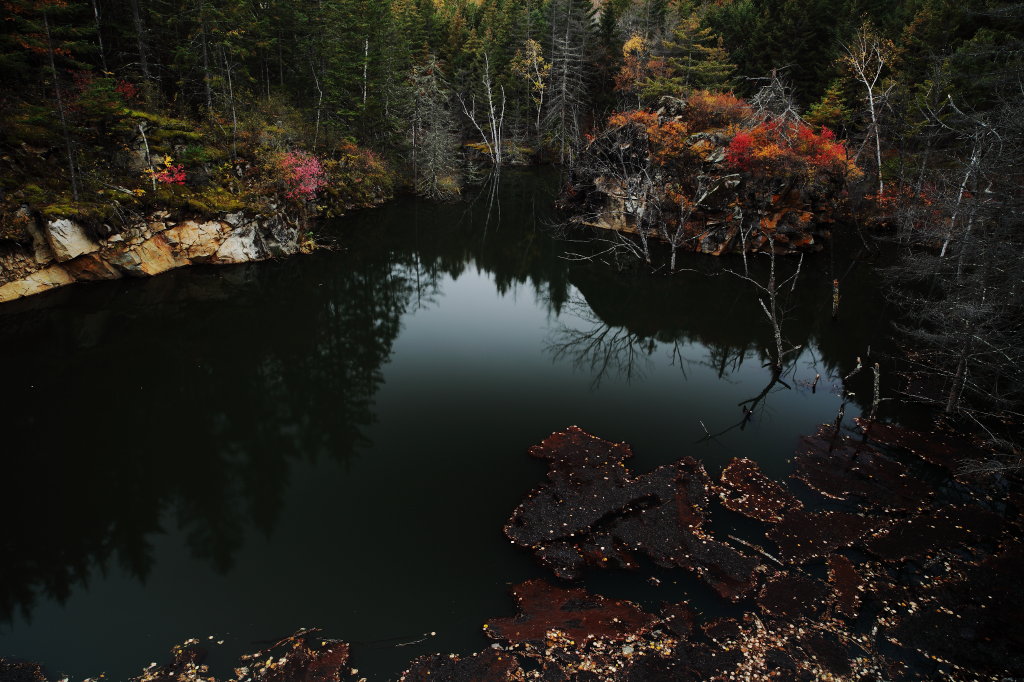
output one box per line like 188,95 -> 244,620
0,251 -> 441,624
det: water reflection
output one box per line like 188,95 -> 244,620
0,251 -> 441,623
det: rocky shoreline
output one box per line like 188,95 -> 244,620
0,208 -> 305,304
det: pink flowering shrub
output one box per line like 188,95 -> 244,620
279,151 -> 325,201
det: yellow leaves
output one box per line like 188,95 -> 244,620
622,34 -> 647,58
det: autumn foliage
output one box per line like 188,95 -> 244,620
726,120 -> 859,185
606,91 -> 754,168
279,151 -> 326,201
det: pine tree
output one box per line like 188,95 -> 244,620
660,14 -> 735,95
404,56 -> 461,200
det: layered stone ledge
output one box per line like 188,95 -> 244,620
0,209 -> 301,304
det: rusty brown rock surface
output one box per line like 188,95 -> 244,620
484,579 -> 658,645
718,457 -> 803,523
505,427 -> 760,600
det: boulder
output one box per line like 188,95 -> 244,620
45,218 -> 101,262
214,224 -> 267,264
162,220 -> 228,261
106,234 -> 181,276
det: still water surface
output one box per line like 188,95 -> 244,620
0,170 -> 902,680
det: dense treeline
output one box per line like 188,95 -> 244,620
1,0 -> 1018,201
1,0 -> 1022,433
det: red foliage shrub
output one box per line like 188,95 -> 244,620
726,120 -> 859,184
153,163 -> 186,185
279,150 -> 325,201
115,79 -> 140,101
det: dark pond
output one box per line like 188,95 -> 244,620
0,169 -> 909,680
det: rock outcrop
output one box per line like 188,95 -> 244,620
0,209 -> 301,303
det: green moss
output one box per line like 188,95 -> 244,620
179,189 -> 247,214
39,200 -> 118,222
123,109 -> 194,131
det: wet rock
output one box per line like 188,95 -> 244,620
399,650 -> 522,682
718,457 -> 802,523
863,505 -> 1003,562
855,419 -> 979,472
887,548 -> 1024,678
700,617 -> 743,644
767,509 -> 877,564
659,602 -> 696,639
757,571 -> 831,620
794,629 -> 853,678
132,640 -> 209,682
235,631 -> 350,682
793,426 -> 932,511
0,660 -> 49,682
827,555 -> 864,619
484,579 -> 657,645
506,427 -> 760,599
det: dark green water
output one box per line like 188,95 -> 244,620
0,170 -> 904,680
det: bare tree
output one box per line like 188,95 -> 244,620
727,230 -> 803,374
545,0 -> 593,163
842,21 -> 896,194
458,52 -> 507,167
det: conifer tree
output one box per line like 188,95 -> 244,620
660,14 -> 735,94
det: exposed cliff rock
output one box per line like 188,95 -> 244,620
0,209 -> 301,303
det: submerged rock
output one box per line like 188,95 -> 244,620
505,426 -> 760,599
717,457 -> 802,523
484,579 -> 658,645
793,425 -> 933,512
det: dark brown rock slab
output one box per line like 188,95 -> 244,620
0,660 -> 49,682
855,419 -> 980,472
506,427 -> 760,599
827,555 -> 864,619
484,579 -> 657,645
234,630 -> 350,682
793,426 -> 932,511
767,509 -> 878,564
659,602 -> 696,640
886,547 -> 1024,678
718,457 -> 803,523
863,506 -> 1003,562
758,571 -> 831,620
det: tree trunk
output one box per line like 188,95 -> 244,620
130,0 -> 152,101
43,11 -> 79,201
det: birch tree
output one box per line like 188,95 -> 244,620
842,21 -> 895,195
